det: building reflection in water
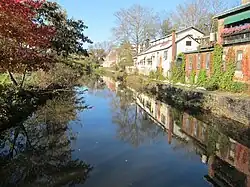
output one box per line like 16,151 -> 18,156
103,76 -> 250,187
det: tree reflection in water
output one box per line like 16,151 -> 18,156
111,86 -> 163,147
0,90 -> 93,187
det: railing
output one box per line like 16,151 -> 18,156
199,36 -> 215,49
223,32 -> 250,45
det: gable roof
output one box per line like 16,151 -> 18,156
214,3 -> 250,19
150,26 -> 204,43
137,35 -> 199,57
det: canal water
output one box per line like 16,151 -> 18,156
1,77 -> 250,187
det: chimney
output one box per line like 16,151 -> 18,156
242,0 -> 250,4
172,30 -> 176,63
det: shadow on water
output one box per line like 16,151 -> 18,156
0,89 -> 93,187
103,76 -> 250,187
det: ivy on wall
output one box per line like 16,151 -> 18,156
145,47 -> 247,93
208,44 -> 223,89
196,69 -> 207,86
171,53 -> 186,83
207,45 -> 247,92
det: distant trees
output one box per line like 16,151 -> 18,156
170,0 -> 229,34
111,0 -> 235,46
112,4 -> 159,54
117,41 -> 134,69
159,17 -> 174,37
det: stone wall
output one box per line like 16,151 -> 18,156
148,83 -> 250,125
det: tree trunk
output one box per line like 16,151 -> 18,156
8,71 -> 18,86
20,68 -> 27,88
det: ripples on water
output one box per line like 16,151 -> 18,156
1,77 -> 250,187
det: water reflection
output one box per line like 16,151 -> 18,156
2,76 -> 250,187
0,90 -> 92,187
103,76 -> 250,187
111,87 -> 164,147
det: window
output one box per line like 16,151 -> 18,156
205,53 -> 210,70
163,50 -> 168,60
189,56 -> 193,70
186,41 -> 192,46
197,54 -> 201,69
236,50 -> 243,71
147,57 -> 152,65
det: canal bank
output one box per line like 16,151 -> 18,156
149,83 -> 250,125
102,72 -> 250,125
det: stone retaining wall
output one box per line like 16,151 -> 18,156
149,83 -> 250,125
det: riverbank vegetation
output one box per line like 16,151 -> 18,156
0,0 -> 104,128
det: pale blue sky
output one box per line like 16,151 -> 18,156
56,0 -> 238,43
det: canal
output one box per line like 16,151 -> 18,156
1,76 -> 250,187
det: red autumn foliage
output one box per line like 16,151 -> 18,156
0,0 -> 55,73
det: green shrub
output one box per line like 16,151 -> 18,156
190,70 -> 196,85
229,82 -> 248,93
149,69 -> 165,80
149,71 -> 156,79
171,53 -> 186,83
196,69 -> 207,86
32,63 -> 80,89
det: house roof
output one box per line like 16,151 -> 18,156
214,3 -> 250,19
150,26 -> 204,43
137,35 -> 199,57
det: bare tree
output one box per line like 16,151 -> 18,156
112,4 -> 160,54
170,0 -> 229,34
90,41 -> 114,54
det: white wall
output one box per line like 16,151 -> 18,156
136,28 -> 204,76
177,36 -> 200,55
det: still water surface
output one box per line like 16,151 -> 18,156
1,77 -> 250,187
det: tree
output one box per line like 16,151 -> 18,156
117,41 -> 134,69
112,4 -> 159,54
160,18 -> 173,37
37,1 -> 92,57
170,0 -> 229,34
90,41 -> 114,55
0,0 -> 56,87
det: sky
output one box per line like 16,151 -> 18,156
56,0 -> 238,44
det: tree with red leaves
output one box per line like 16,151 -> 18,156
0,0 -> 55,87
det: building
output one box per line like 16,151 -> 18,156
103,48 -> 119,68
135,27 -> 204,76
136,93 -> 189,143
181,112 -> 250,187
185,0 -> 250,83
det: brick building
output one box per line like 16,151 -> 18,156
185,0 -> 250,83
